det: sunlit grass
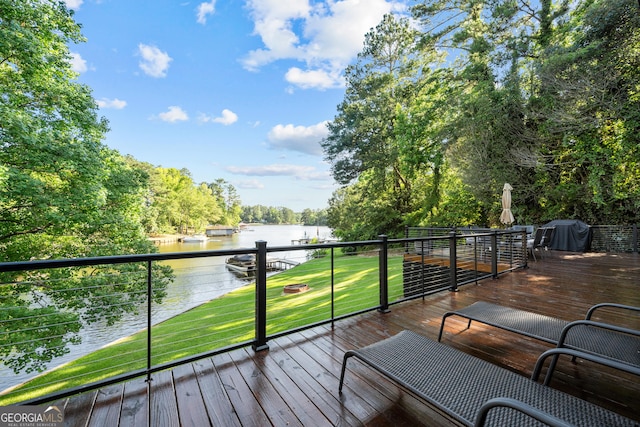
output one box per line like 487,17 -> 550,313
1,252 -> 404,404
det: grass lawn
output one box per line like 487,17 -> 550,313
1,251 -> 405,404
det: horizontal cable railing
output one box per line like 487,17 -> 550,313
0,232 -> 527,405
590,225 -> 639,253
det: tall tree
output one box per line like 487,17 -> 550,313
0,1 -> 171,374
152,168 -> 222,233
532,0 -> 640,223
322,14 -> 421,237
1,0 -> 108,254
412,0 -> 572,223
208,179 -> 242,226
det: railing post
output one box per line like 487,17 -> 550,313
449,231 -> 458,292
146,260 -> 153,383
633,224 -> 638,253
253,241 -> 269,352
330,247 -> 335,328
491,231 -> 499,278
378,235 -> 390,313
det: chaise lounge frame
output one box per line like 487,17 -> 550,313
438,301 -> 640,384
338,330 -> 637,426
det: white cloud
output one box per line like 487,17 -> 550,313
236,179 -> 265,190
267,121 -> 328,155
69,52 -> 88,73
198,109 -> 238,125
242,0 -> 406,89
285,67 -> 343,90
64,0 -> 83,10
96,98 -> 127,109
226,164 -> 329,180
214,109 -> 238,125
196,1 -> 216,24
158,106 -> 188,122
138,44 -> 172,78
304,0 -> 404,63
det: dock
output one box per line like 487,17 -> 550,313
290,237 -> 336,245
266,258 -> 300,271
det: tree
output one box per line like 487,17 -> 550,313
151,168 -> 222,233
323,14 -> 422,237
325,0 -> 639,233
411,0 -> 574,223
241,205 -> 267,223
327,178 -> 407,241
531,0 -> 640,224
300,208 -> 328,226
0,1 -> 171,374
208,179 -> 242,226
1,0 -> 108,253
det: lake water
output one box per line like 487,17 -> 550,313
0,225 -> 332,392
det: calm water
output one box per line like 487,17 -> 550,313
1,225 -> 332,392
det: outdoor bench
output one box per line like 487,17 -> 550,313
438,301 -> 640,384
339,330 -> 638,426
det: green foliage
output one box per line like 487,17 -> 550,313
413,169 -> 486,227
531,0 -> 640,224
0,0 -> 173,374
144,167 -> 224,234
327,179 -> 406,240
208,178 -> 242,226
240,205 -> 300,224
299,208 -> 328,226
326,1 -> 640,237
323,14 -> 428,238
1,1 -> 107,250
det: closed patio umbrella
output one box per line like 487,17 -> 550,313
500,183 -> 515,225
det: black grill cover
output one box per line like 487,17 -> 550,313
543,219 -> 591,252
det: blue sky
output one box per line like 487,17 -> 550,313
65,0 -> 409,211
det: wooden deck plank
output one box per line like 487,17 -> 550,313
192,358 -> 242,427
119,377 -> 148,427
87,383 -> 123,427
149,369 -> 179,427
173,363 -> 212,427
56,390 -> 95,427
297,327 -> 436,426
62,252 -> 639,426
284,329 -> 386,423
212,351 -> 272,427
311,325 -> 456,427
238,345 -> 332,427
268,335 -> 365,427
227,347 -> 305,427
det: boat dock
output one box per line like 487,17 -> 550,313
290,237 -> 336,245
266,258 -> 300,271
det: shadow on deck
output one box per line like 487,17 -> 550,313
57,251 -> 640,426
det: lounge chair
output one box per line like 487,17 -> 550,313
438,301 -> 640,384
532,319 -> 640,385
339,330 -> 637,426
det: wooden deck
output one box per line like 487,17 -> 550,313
56,251 -> 640,426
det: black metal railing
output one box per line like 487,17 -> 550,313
0,231 -> 527,405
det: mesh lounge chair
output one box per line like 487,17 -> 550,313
438,301 -> 640,385
339,330 -> 637,426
